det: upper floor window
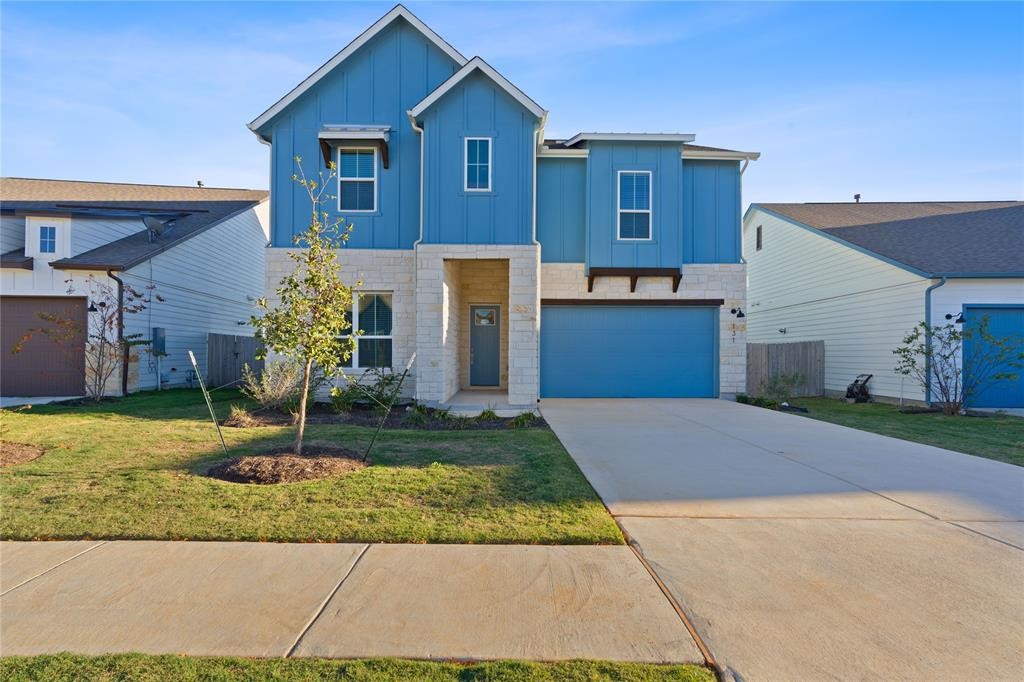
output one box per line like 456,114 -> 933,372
338,147 -> 377,213
617,171 -> 652,240
756,225 -> 763,250
39,225 -> 57,253
465,137 -> 491,191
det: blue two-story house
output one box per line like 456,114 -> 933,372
249,4 -> 758,409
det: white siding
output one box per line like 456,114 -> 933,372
70,217 -> 145,255
743,208 -> 929,401
122,202 -> 269,390
1,216 -> 25,254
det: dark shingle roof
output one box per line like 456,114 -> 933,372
1,178 -> 267,271
758,202 -> 1024,276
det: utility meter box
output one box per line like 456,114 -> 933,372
151,327 -> 166,355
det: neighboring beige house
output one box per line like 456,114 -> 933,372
0,178 -> 269,398
742,201 -> 1024,408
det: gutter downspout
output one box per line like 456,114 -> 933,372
740,159 -> 750,175
407,111 -> 425,247
107,269 -> 128,396
923,276 -> 946,405
532,112 -> 547,246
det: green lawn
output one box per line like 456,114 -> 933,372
794,398 -> 1024,466
0,655 -> 714,682
0,390 -> 621,544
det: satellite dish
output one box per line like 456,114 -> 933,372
143,216 -> 167,241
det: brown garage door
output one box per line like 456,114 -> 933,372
1,297 -> 87,397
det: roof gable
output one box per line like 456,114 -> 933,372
408,57 -> 545,120
248,4 -> 466,134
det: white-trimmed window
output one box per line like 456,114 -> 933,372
338,147 -> 377,213
617,170 -> 652,240
39,225 -> 57,253
464,137 -> 491,191
341,293 -> 393,369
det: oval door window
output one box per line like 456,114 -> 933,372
474,308 -> 496,326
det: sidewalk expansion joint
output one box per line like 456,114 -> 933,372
947,521 -> 1024,551
0,541 -> 107,597
285,543 -> 370,658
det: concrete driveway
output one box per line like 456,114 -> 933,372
541,399 -> 1024,681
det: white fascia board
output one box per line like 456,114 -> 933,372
563,132 -> 696,147
539,147 -> 589,158
408,56 -> 546,120
248,5 -> 467,134
318,125 -> 391,141
682,149 -> 761,161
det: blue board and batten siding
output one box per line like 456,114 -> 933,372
420,71 -> 537,245
683,160 -> 742,264
540,306 -> 718,398
964,305 -> 1024,408
257,18 -> 459,248
537,144 -> 742,268
537,158 -> 586,262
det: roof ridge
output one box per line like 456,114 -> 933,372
1,177 -> 266,193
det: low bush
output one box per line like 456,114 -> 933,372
509,411 -> 538,429
241,361 -> 302,411
477,409 -> 499,422
736,394 -> 780,410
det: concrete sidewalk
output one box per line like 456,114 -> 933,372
0,540 -> 703,664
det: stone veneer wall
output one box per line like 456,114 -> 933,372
265,248 -> 417,396
456,260 -> 510,389
417,244 -> 540,406
540,263 -> 747,394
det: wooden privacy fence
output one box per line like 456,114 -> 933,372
747,341 -> 825,397
207,333 -> 264,388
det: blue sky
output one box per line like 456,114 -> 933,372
2,1 -> 1022,206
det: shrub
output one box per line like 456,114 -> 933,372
241,361 -> 304,411
447,415 -> 472,430
477,409 -> 499,422
508,411 -> 538,429
403,403 -> 430,427
759,373 -> 804,403
224,404 -> 260,428
736,394 -> 780,410
328,385 -> 359,414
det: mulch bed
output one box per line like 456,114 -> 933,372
207,445 -> 366,484
222,404 -> 546,431
1,441 -> 46,467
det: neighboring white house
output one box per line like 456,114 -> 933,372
743,201 -> 1024,408
0,178 -> 269,397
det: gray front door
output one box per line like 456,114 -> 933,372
470,305 -> 500,386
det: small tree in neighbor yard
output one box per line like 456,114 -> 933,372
12,275 -> 158,401
251,157 -> 359,455
893,317 -> 1023,416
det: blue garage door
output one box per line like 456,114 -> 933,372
964,305 -> 1024,408
540,305 -> 718,398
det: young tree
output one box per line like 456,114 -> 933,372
893,317 -> 1023,415
251,157 -> 358,455
12,275 -> 158,400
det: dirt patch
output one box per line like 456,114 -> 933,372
1,441 -> 46,467
207,445 -> 366,484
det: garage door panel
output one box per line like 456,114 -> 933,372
964,305 -> 1024,408
1,297 -> 87,397
541,306 -> 717,398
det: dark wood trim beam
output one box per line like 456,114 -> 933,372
320,139 -> 390,169
585,267 -> 683,293
542,298 -> 724,307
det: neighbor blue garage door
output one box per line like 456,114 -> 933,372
964,305 -> 1024,408
540,305 -> 718,398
